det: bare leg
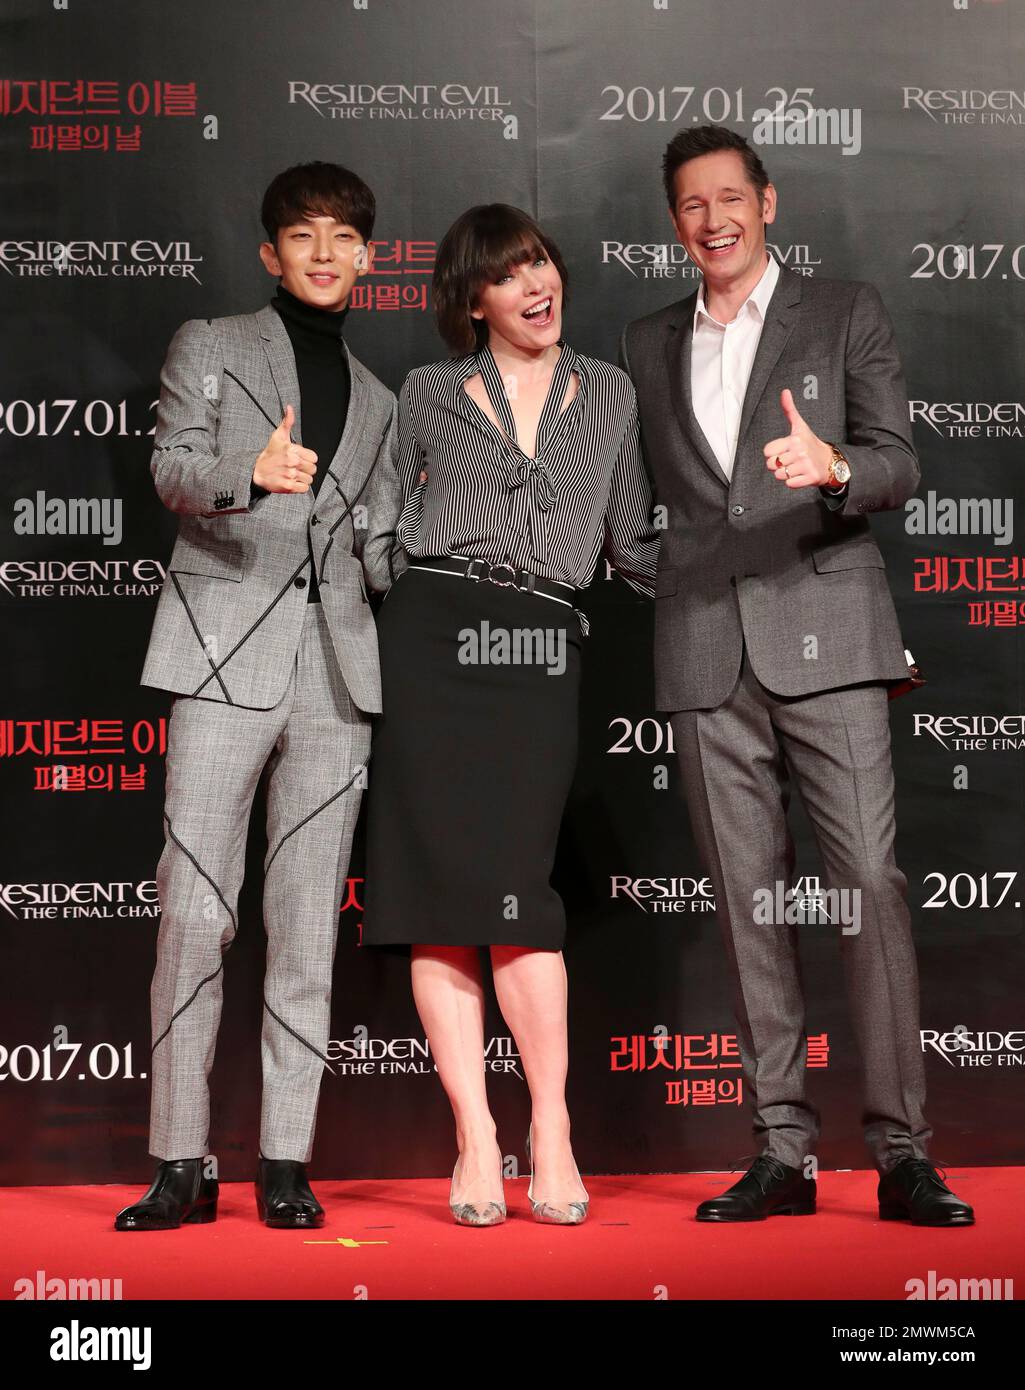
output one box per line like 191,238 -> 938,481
490,945 -> 587,1203
411,944 -> 504,1208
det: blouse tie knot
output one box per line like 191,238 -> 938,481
505,452 -> 556,511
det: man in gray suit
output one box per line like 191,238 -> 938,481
116,163 -> 404,1231
621,125 -> 972,1226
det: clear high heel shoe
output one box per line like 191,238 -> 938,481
449,1151 -> 506,1227
526,1123 -> 589,1225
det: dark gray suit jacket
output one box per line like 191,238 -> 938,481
141,305 -> 405,713
620,263 -> 919,712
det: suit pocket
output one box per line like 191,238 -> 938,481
655,566 -> 679,597
168,536 -> 244,582
812,542 -> 885,573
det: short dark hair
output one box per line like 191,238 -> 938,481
260,161 -> 376,247
433,204 -> 569,356
662,124 -> 769,209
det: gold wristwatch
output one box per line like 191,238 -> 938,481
825,443 -> 851,490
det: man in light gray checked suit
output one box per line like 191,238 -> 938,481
116,163 -> 405,1231
621,126 -> 972,1226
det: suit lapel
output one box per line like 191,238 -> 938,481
322,345 -> 369,504
256,305 -> 371,522
665,295 -> 731,488
257,305 -> 303,442
663,261 -> 803,489
735,262 -> 802,448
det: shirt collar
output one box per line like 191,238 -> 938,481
465,337 -> 578,378
454,339 -> 583,453
456,338 -> 580,408
694,252 -> 780,332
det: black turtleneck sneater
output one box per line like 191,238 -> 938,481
264,282 -> 352,602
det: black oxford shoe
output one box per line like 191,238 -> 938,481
696,1154 -> 817,1222
255,1157 -> 325,1229
878,1157 -> 974,1227
114,1158 -> 218,1231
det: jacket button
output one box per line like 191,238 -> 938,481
294,576 -> 307,589
731,504 -> 744,516
310,515 -> 319,526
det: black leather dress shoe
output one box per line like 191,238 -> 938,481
878,1157 -> 974,1226
255,1157 -> 325,1229
696,1154 -> 817,1222
114,1158 -> 218,1231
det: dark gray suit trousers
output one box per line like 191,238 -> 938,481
671,647 -> 931,1173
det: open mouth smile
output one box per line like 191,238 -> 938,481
521,296 -> 554,327
700,234 -> 740,257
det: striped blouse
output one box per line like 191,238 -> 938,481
394,340 -> 659,599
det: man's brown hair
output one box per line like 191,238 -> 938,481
662,124 -> 770,209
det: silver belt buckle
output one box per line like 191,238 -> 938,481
488,563 -> 517,588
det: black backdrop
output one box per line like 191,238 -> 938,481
1,0 -> 1023,1185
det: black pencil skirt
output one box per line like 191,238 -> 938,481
361,566 -> 583,949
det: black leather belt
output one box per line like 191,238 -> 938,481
408,555 -> 577,608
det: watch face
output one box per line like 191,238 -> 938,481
832,457 -> 851,484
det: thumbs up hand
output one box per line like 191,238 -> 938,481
271,403 -> 295,446
763,388 -> 833,488
253,404 -> 319,493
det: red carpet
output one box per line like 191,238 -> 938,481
3,1168 -> 1020,1301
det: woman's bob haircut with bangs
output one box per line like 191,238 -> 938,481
433,203 -> 570,356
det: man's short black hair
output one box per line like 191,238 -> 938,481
662,124 -> 770,209
261,162 -> 375,246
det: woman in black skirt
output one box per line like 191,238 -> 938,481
362,205 -> 658,1226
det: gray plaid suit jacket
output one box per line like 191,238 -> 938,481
621,263 -> 920,712
141,304 -> 406,712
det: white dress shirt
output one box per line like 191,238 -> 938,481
690,253 -> 779,482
